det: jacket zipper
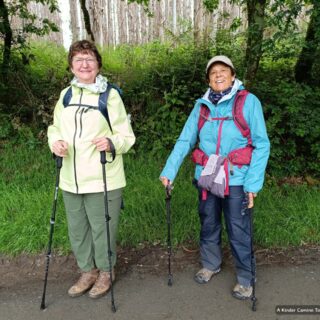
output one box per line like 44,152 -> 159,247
79,108 -> 85,138
73,89 -> 83,194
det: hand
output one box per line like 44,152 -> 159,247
92,137 -> 111,152
248,192 -> 257,208
160,176 -> 171,187
52,140 -> 68,157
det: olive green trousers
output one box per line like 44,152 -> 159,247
62,189 -> 123,272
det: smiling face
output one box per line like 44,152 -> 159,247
70,51 -> 99,84
207,62 -> 235,93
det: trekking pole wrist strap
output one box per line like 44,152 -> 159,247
106,138 -> 116,162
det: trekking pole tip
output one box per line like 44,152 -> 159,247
251,297 -> 257,311
40,302 -> 46,310
168,274 -> 173,286
111,303 -> 117,313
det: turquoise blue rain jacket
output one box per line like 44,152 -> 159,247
160,79 -> 270,193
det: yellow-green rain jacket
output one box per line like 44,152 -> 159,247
48,82 -> 135,194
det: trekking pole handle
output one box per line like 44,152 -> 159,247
100,151 -> 107,164
55,156 -> 63,169
165,182 -> 173,198
100,140 -> 116,164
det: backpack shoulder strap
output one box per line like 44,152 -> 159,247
62,87 -> 72,107
232,89 -> 252,145
98,83 -> 122,133
198,104 -> 210,132
107,83 -> 123,96
98,84 -> 113,133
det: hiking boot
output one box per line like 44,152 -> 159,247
68,269 -> 99,297
232,283 -> 253,300
88,270 -> 115,299
194,267 -> 221,284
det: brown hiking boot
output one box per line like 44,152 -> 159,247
68,269 -> 98,298
232,283 -> 253,300
194,267 -> 221,284
88,270 -> 115,299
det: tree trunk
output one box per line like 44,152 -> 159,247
90,0 -> 100,44
294,1 -> 320,84
79,0 -> 95,41
194,0 -> 202,43
244,0 -> 267,88
0,0 -> 13,78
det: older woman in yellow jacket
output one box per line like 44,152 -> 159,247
48,40 -> 135,299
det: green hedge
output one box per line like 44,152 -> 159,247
0,40 -> 319,178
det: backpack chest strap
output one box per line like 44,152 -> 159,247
207,116 -> 231,155
212,117 -> 228,155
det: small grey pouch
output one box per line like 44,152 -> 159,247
198,154 -> 226,198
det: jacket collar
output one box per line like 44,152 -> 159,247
202,79 -> 244,105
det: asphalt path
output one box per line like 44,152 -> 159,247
1,263 -> 319,320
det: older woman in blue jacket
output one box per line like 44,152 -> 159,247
160,55 -> 270,300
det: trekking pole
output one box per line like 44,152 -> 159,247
100,151 -> 116,313
40,156 -> 63,310
165,183 -> 173,286
248,199 -> 257,311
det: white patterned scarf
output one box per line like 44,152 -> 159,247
71,74 -> 108,93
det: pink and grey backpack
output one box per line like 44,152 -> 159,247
191,89 -> 254,198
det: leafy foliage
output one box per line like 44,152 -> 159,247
0,42 -> 68,141
102,41 -> 213,155
0,0 -> 59,75
252,59 -> 320,177
1,0 -> 59,44
203,0 -> 220,12
1,31 -> 319,178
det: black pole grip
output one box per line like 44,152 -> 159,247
56,156 -> 63,169
165,181 -> 172,199
100,151 -> 107,164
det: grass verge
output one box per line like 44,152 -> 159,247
0,143 -> 319,256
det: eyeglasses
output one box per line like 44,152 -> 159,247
73,58 -> 97,65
